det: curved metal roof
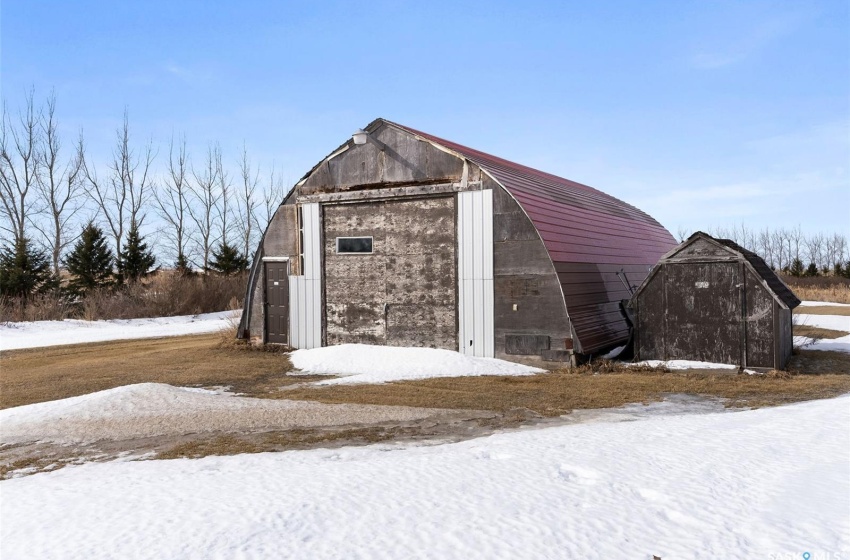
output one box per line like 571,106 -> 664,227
384,120 -> 677,353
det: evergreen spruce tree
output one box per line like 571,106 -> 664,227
0,237 -> 53,299
175,253 -> 193,277
804,262 -> 819,277
117,222 -> 157,283
64,223 -> 115,296
789,258 -> 804,277
208,242 -> 248,275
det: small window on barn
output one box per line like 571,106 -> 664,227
336,237 -> 373,254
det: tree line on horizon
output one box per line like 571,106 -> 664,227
677,225 -> 850,279
0,90 -> 288,303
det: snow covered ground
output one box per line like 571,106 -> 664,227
290,343 -> 543,384
794,313 -> 850,353
0,310 -> 239,351
2,395 -> 847,559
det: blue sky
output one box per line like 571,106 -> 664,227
3,0 -> 848,236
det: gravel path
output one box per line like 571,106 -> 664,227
0,383 -> 453,445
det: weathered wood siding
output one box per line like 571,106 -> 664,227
301,125 -> 464,194
664,262 -> 741,364
745,268 -> 774,368
323,197 -> 457,349
491,180 -> 572,362
632,233 -> 796,369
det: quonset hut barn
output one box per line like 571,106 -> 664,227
238,119 -> 676,365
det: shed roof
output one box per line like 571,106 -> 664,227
380,119 -> 676,353
696,233 -> 800,309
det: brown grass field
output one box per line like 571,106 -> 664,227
795,305 -> 850,316
3,330 -> 849,414
783,282 -> 850,305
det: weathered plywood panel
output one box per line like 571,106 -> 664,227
669,237 -> 736,260
745,268 -> 774,368
323,196 -> 457,349
262,205 -> 298,258
302,123 -> 463,193
634,270 -> 664,360
663,262 -> 741,364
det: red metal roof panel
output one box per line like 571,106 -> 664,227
385,120 -> 677,354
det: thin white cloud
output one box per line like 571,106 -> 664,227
690,11 -> 805,69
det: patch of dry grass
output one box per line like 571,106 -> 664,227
788,285 -> 850,305
156,427 -> 411,460
0,333 -> 323,409
283,363 -> 850,417
796,305 -> 850,316
793,325 -> 850,339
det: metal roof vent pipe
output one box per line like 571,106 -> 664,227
352,129 -> 369,145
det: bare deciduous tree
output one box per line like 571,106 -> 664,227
188,143 -> 222,271
215,146 -> 232,248
236,144 -> 259,258
0,90 -> 41,244
259,165 -> 286,232
84,110 -> 155,255
33,94 -> 86,275
154,135 -> 192,267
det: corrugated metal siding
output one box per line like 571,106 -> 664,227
458,190 -> 495,357
289,203 -> 321,349
387,121 -> 676,353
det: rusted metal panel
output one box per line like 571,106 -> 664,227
323,197 -> 457,349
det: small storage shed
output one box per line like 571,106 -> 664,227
631,232 -> 801,370
238,119 -> 676,365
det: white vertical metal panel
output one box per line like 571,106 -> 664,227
482,189 -> 494,280
457,193 -> 466,353
288,203 -> 322,350
457,190 -> 494,357
483,278 -> 494,357
481,189 -> 494,357
303,203 -> 321,281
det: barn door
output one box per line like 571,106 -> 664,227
665,262 -> 740,364
264,261 -> 289,344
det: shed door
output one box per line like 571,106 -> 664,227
665,262 -> 741,364
265,261 -> 289,344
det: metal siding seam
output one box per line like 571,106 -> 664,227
299,277 -> 307,349
306,279 -> 314,349
473,191 -> 484,356
461,192 -> 476,356
457,193 -> 466,354
483,190 -> 494,357
483,278 -> 494,357
288,277 -> 298,348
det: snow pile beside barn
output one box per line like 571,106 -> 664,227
290,343 -> 544,384
0,310 -> 239,351
2,395 -> 847,558
0,383 -> 447,445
